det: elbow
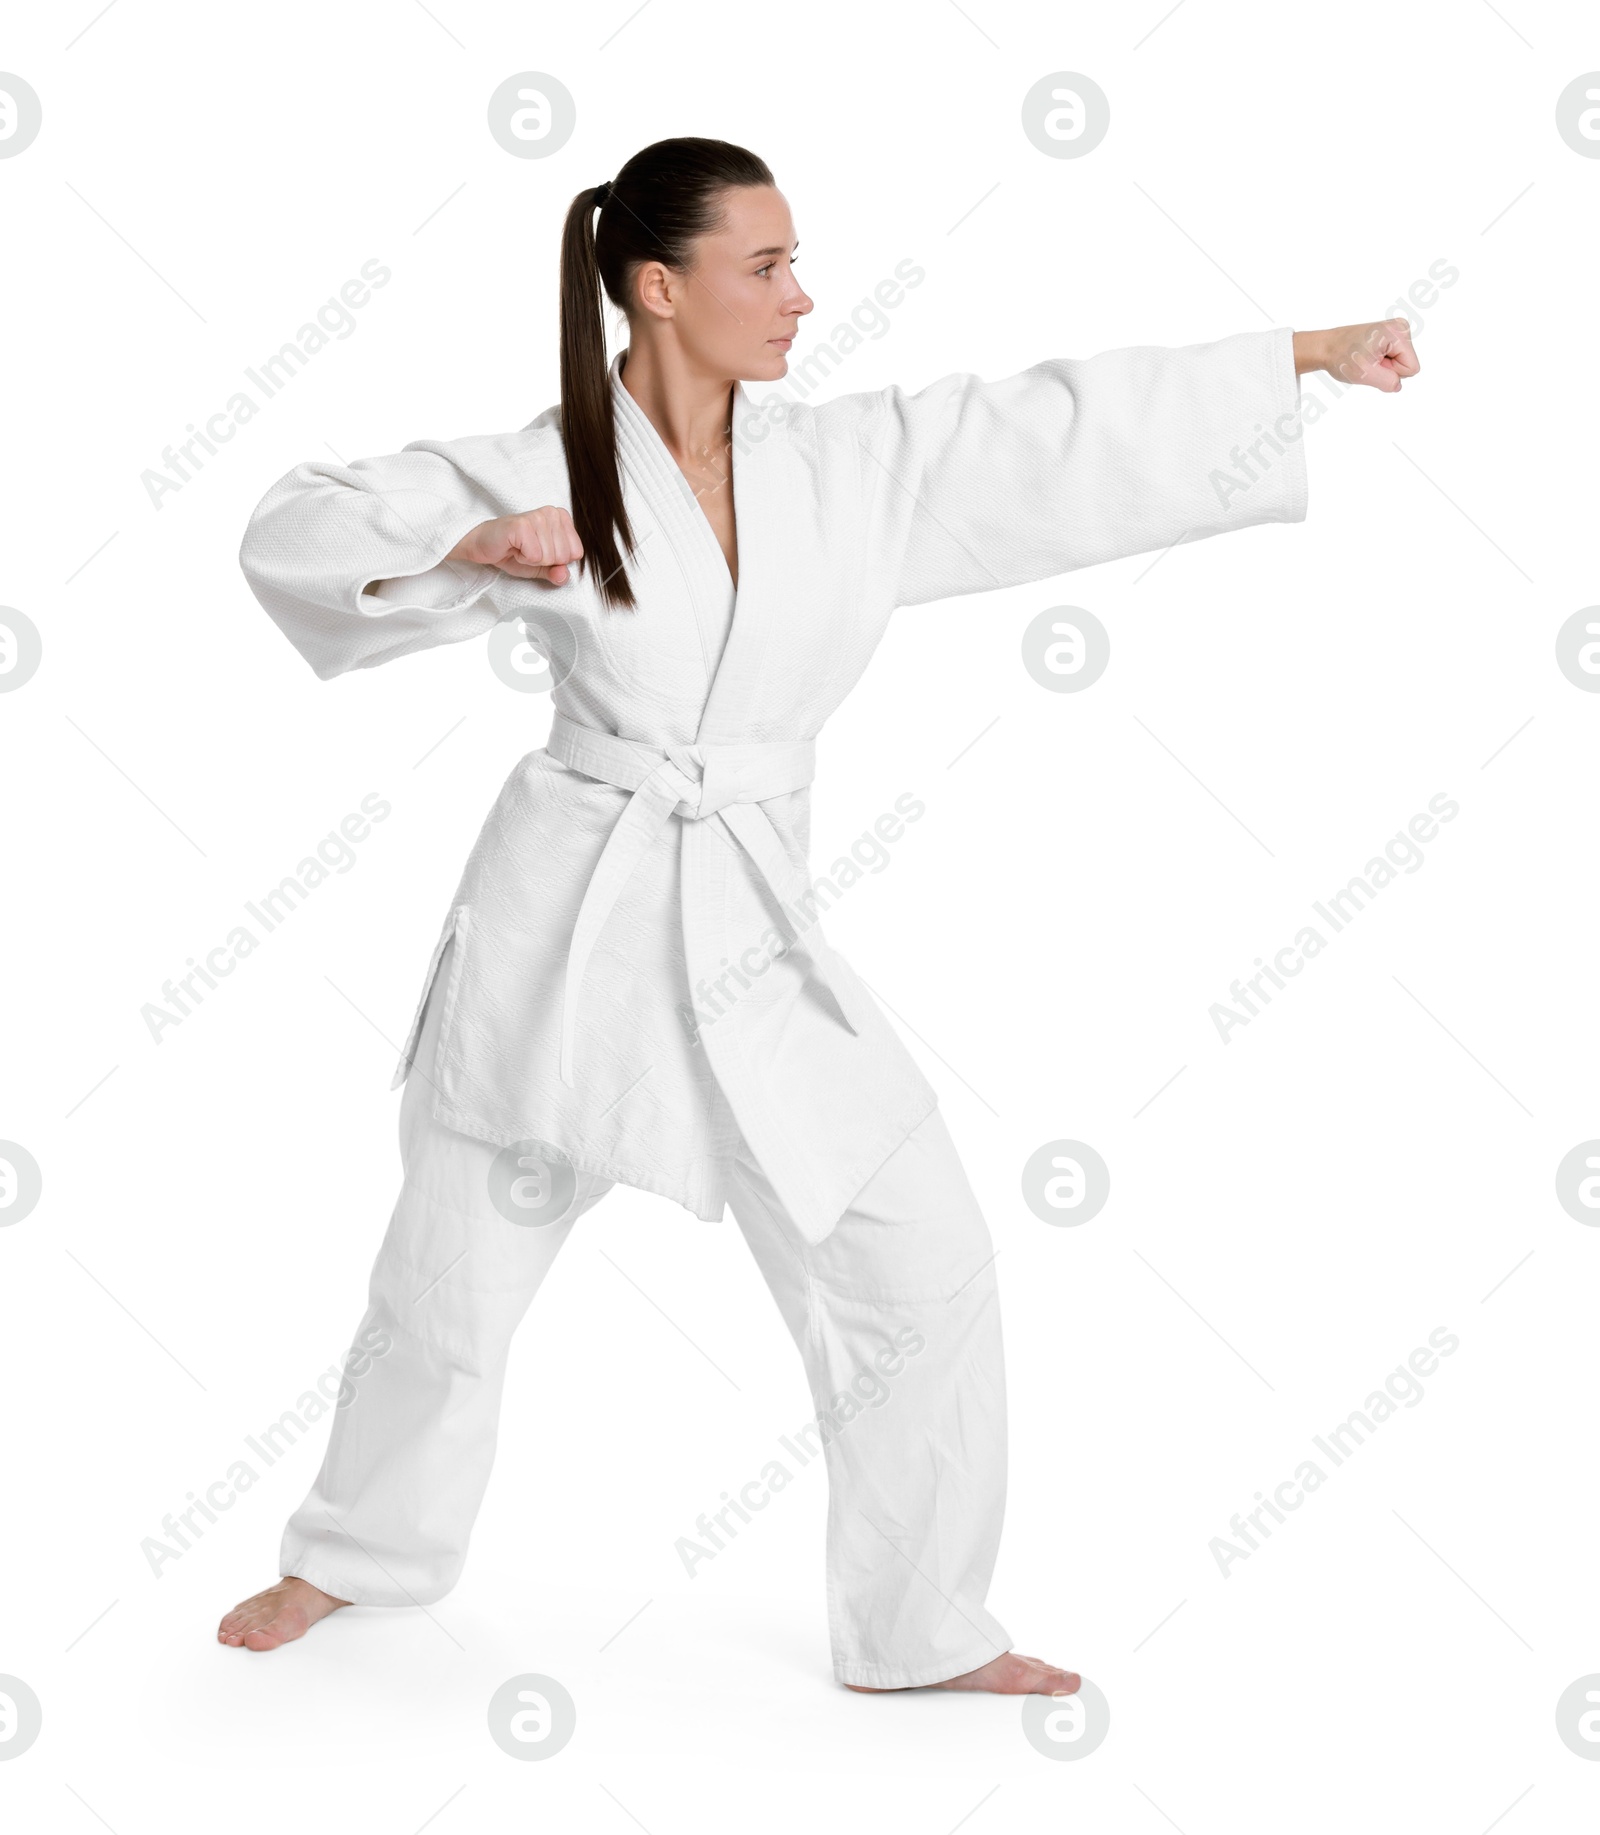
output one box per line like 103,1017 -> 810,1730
236,524 -> 264,593
237,492 -> 289,594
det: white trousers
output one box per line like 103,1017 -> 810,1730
281,938 -> 1013,1688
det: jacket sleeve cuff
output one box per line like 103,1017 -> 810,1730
353,509 -> 500,615
1271,325 -> 1310,525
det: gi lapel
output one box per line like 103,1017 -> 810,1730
608,351 -> 748,718
695,381 -> 788,745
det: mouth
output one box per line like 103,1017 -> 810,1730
768,337 -> 794,350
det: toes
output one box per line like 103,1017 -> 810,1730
242,1612 -> 299,1651
999,1653 -> 1082,1695
217,1577 -> 349,1652
247,1606 -> 309,1651
1033,1662 -> 1081,1695
219,1591 -> 299,1650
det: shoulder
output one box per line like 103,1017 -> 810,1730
769,369 -> 987,465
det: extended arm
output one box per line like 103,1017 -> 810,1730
826,319 -> 1419,610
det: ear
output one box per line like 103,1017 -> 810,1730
633,260 -> 677,322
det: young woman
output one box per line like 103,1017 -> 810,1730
222,137 -> 1418,1692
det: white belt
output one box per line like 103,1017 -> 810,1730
546,713 -> 869,1085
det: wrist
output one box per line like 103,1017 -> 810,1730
1291,330 -> 1329,378
446,518 -> 494,565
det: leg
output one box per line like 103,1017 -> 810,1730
727,1106 -> 1077,1694
219,936 -> 612,1647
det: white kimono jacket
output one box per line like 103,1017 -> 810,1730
240,329 -> 1306,1243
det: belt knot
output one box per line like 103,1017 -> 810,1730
660,745 -> 737,819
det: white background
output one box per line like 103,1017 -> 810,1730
3,0 -> 1597,1824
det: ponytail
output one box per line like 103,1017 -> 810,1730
560,184 -> 635,609
557,137 -> 775,611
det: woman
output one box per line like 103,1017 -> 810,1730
221,137 -> 1417,1692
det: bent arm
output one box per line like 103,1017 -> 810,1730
238,440 -> 516,681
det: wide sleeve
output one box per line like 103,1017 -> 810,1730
237,434 -> 536,680
853,326 -> 1307,609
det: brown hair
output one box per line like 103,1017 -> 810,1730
559,136 -> 774,610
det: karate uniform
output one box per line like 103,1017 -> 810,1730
241,328 -> 1306,1680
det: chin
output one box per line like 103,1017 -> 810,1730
734,348 -> 791,386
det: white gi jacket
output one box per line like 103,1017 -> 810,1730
239,329 -> 1307,1243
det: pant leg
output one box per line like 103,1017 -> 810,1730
279,935 -> 613,1606
726,1105 -> 1013,1688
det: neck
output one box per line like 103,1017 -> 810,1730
617,342 -> 735,465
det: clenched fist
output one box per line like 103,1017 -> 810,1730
1293,319 -> 1421,393
446,506 -> 584,584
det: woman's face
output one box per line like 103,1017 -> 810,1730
633,184 -> 813,382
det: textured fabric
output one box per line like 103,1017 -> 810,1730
541,711 -> 874,1087
280,935 -> 1013,1687
239,331 -> 1307,1241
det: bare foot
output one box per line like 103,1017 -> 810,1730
846,1651 -> 1080,1695
217,1577 -> 350,1651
